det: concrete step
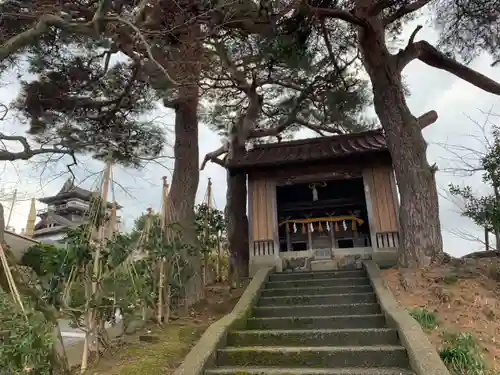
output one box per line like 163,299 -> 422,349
216,345 -> 409,368
227,328 -> 400,347
257,293 -> 377,307
206,367 -> 415,375
270,270 -> 367,282
266,277 -> 371,289
253,303 -> 381,318
246,314 -> 387,330
261,285 -> 374,297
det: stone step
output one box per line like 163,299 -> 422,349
266,277 -> 371,289
246,314 -> 387,330
257,293 -> 377,307
253,303 -> 381,318
227,328 -> 400,347
261,285 -> 374,297
270,270 -> 366,282
206,367 -> 415,375
216,345 -> 409,368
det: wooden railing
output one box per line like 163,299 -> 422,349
252,240 -> 275,256
376,232 -> 399,248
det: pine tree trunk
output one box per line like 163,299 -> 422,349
485,226 -> 490,251
166,87 -> 203,306
358,18 -> 443,268
161,0 -> 203,306
226,168 -> 249,283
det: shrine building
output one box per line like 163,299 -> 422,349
227,129 -> 400,275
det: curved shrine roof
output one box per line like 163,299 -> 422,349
227,129 -> 389,170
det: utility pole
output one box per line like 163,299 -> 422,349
6,188 -> 17,229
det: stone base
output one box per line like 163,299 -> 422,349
372,248 -> 398,269
310,259 -> 338,271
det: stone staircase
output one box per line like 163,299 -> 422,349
205,268 -> 416,375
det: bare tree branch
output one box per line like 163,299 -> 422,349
397,37 -> 500,95
0,133 -> 74,161
0,104 -> 7,121
200,144 -> 227,170
418,110 -> 438,129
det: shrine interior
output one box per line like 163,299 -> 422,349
276,178 -> 371,252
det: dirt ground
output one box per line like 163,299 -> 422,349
89,282 -> 247,375
380,256 -> 500,372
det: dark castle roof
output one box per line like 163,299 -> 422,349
228,129 -> 389,170
38,179 -> 121,208
38,179 -> 93,204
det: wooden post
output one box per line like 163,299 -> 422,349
157,177 -> 169,324
307,226 -> 313,251
82,158 -> 112,373
285,230 -> 291,252
204,178 -> 212,286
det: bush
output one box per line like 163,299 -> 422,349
442,272 -> 459,284
439,332 -> 488,375
0,290 -> 54,374
21,243 -> 64,277
409,307 -> 439,330
488,264 -> 500,281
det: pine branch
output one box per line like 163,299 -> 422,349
0,133 -> 75,161
0,0 -> 109,61
309,6 -> 366,27
383,0 -> 433,25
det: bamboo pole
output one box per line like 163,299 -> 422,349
81,159 -> 112,373
157,177 -> 169,324
203,178 -> 212,286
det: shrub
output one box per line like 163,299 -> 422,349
439,332 -> 488,375
21,243 -> 64,277
0,290 -> 54,374
442,272 -> 459,285
409,307 -> 439,330
488,264 -> 500,282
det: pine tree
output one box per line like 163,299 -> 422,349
201,29 -> 373,276
261,0 -> 500,267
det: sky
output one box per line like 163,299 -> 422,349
1,17 -> 499,258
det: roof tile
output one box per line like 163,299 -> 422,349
228,129 -> 388,169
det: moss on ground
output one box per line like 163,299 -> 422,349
90,320 -> 207,375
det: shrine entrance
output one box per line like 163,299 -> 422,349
277,177 -> 371,258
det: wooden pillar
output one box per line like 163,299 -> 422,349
247,176 -> 254,264
389,169 -> 401,233
307,226 -> 313,250
286,230 -> 291,252
362,169 -> 378,250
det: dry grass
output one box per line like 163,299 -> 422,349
89,283 -> 247,375
381,257 -> 500,373
89,320 -> 206,375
